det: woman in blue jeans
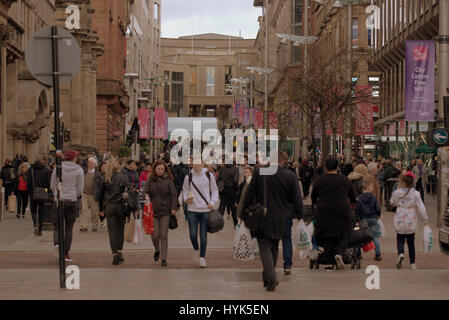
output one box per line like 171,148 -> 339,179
182,162 -> 219,268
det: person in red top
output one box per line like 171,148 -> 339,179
139,163 -> 152,189
15,163 -> 30,219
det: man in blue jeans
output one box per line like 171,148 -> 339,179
282,164 -> 303,275
182,162 -> 219,268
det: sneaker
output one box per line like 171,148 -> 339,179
334,255 -> 345,270
154,251 -> 160,262
374,254 -> 382,261
284,268 -> 292,275
396,253 -> 405,269
16,214 -> 20,219
161,260 -> 167,267
65,255 -> 72,262
53,244 -> 59,261
411,263 -> 417,270
21,215 -> 26,219
199,257 -> 207,268
192,250 -> 200,265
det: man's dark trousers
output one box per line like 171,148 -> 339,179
53,201 -> 78,256
282,218 -> 293,269
257,237 -> 280,286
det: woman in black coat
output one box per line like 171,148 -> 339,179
311,157 -> 357,270
143,160 -> 178,267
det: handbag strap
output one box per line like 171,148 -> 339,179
189,176 -> 210,206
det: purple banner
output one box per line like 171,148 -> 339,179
405,41 -> 435,122
243,108 -> 250,126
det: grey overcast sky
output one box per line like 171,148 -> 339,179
161,0 -> 262,39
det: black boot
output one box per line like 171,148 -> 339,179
161,260 -> 167,267
112,254 -> 121,265
154,251 -> 160,262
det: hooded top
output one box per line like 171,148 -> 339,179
356,192 -> 381,220
50,161 -> 84,202
390,187 -> 428,234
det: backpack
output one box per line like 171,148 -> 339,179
9,168 -> 16,180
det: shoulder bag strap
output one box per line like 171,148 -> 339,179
190,176 -> 210,206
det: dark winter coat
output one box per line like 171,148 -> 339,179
122,167 -> 139,189
311,174 -> 357,239
243,166 -> 303,240
143,173 -> 177,217
0,164 -> 16,184
26,161 -> 52,196
98,173 -> 129,212
355,192 -> 381,220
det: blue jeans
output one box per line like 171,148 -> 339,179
363,217 -> 381,255
186,211 -> 210,258
282,218 -> 293,269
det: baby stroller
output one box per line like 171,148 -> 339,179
309,213 -> 372,270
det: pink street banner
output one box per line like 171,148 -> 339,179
388,122 -> 396,136
165,111 -> 168,139
243,108 -> 250,126
255,111 -> 264,129
269,112 -> 278,130
137,108 -> 150,139
399,120 -> 406,136
154,108 -> 166,139
405,40 -> 435,122
383,126 -> 388,136
355,86 -> 374,136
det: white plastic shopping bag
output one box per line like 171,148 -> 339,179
132,217 -> 143,244
423,225 -> 434,253
233,222 -> 255,261
297,219 -> 312,251
378,219 -> 386,238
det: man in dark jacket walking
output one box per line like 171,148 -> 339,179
243,151 -> 303,292
300,160 -> 313,199
217,162 -> 239,226
1,159 -> 17,207
27,157 -> 52,235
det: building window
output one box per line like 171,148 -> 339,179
225,66 -> 232,95
188,65 -> 197,95
164,71 -> 170,110
206,67 -> 215,96
154,3 -> 159,22
171,72 -> 184,114
294,0 -> 302,24
352,18 -> 359,48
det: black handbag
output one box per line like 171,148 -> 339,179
31,169 -> 51,202
348,216 -> 373,246
169,215 -> 178,230
243,175 -> 268,233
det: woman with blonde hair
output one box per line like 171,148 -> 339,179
98,158 -> 129,265
15,162 -> 31,219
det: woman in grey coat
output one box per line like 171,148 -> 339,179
143,160 -> 178,267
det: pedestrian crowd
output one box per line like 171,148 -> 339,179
0,149 -> 434,292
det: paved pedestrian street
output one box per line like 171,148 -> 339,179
0,196 -> 448,300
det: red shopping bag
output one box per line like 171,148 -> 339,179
143,202 -> 154,235
362,241 -> 375,253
